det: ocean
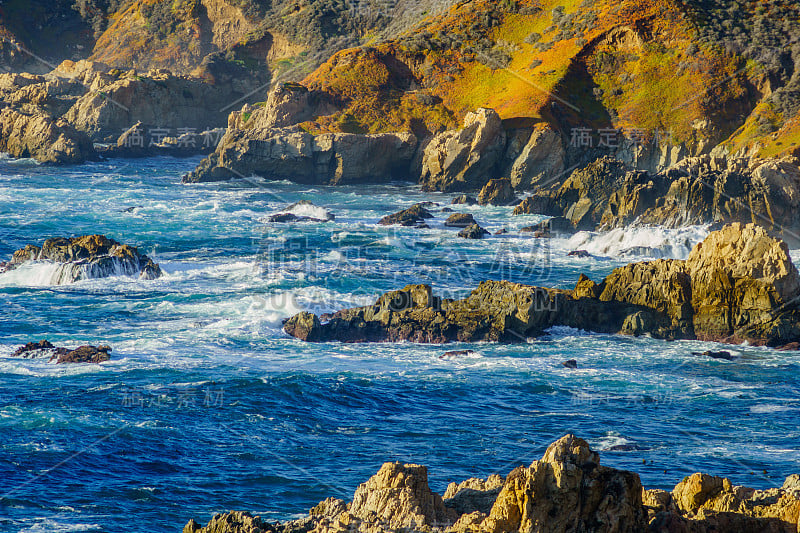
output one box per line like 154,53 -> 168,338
0,156 -> 798,532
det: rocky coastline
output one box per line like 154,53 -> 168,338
284,223 -> 800,348
182,434 -> 800,533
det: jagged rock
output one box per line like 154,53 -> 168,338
443,474 -> 504,516
182,511 -> 274,533
563,359 -> 578,369
685,223 -> 800,343
234,82 -> 335,130
10,340 -> 112,364
184,126 -> 418,185
379,204 -> 434,226
481,434 -> 647,533
458,224 -> 490,239
477,178 -> 516,206
284,224 -> 800,346
420,108 -> 506,192
659,472 -> 800,533
0,108 -> 92,163
445,213 -> 477,228
452,194 -> 477,205
349,462 -> 456,529
568,250 -> 591,258
508,125 -> 566,191
2,235 -> 162,284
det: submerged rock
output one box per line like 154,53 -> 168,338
11,340 -> 111,364
2,235 -> 162,284
284,224 -> 800,347
452,194 -> 477,205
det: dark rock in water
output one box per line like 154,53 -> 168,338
458,224 -> 490,239
3,235 -> 162,284
777,342 -> 800,351
54,345 -> 112,364
10,340 -> 111,364
416,223 -> 431,229
568,250 -> 591,258
692,350 -> 734,360
563,359 -> 578,369
267,212 -> 301,223
440,350 -> 474,359
284,224 -> 800,348
444,213 -> 477,228
452,194 -> 477,205
122,206 -> 143,213
478,178 -> 517,206
523,216 -> 573,237
11,340 -> 55,358
379,204 -> 434,226
440,207 -> 453,213
494,228 -> 508,235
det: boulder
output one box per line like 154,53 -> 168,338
266,200 -> 335,223
379,204 -> 434,226
420,108 -> 506,192
477,178 -> 517,206
3,235 -> 162,284
458,224 -> 490,239
445,213 -> 477,228
182,511 -> 273,533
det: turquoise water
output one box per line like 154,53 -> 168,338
0,156 -> 798,532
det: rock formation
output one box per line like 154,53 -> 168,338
1,234 -> 162,284
513,154 -> 800,246
11,340 -> 112,364
419,109 -> 507,192
477,178 -> 517,206
184,434 -> 800,533
284,223 -> 800,347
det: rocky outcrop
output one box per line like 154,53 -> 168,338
188,435 -> 800,533
507,125 -> 566,191
284,224 -> 800,347
1,235 -> 162,284
184,125 -> 418,184
482,435 -> 647,533
477,178 -> 516,206
444,213 -> 477,228
643,472 -> 800,532
0,108 -> 92,163
420,109 -> 506,192
512,154 -> 800,246
10,340 -> 112,364
265,200 -> 335,223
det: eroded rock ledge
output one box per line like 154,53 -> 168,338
284,223 -> 800,347
182,434 -> 800,533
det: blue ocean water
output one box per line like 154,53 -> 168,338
0,156 -> 797,532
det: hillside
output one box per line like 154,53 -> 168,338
290,0 -> 800,159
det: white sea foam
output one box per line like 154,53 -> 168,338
285,202 -> 333,220
0,262 -> 63,286
560,225 -> 710,259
